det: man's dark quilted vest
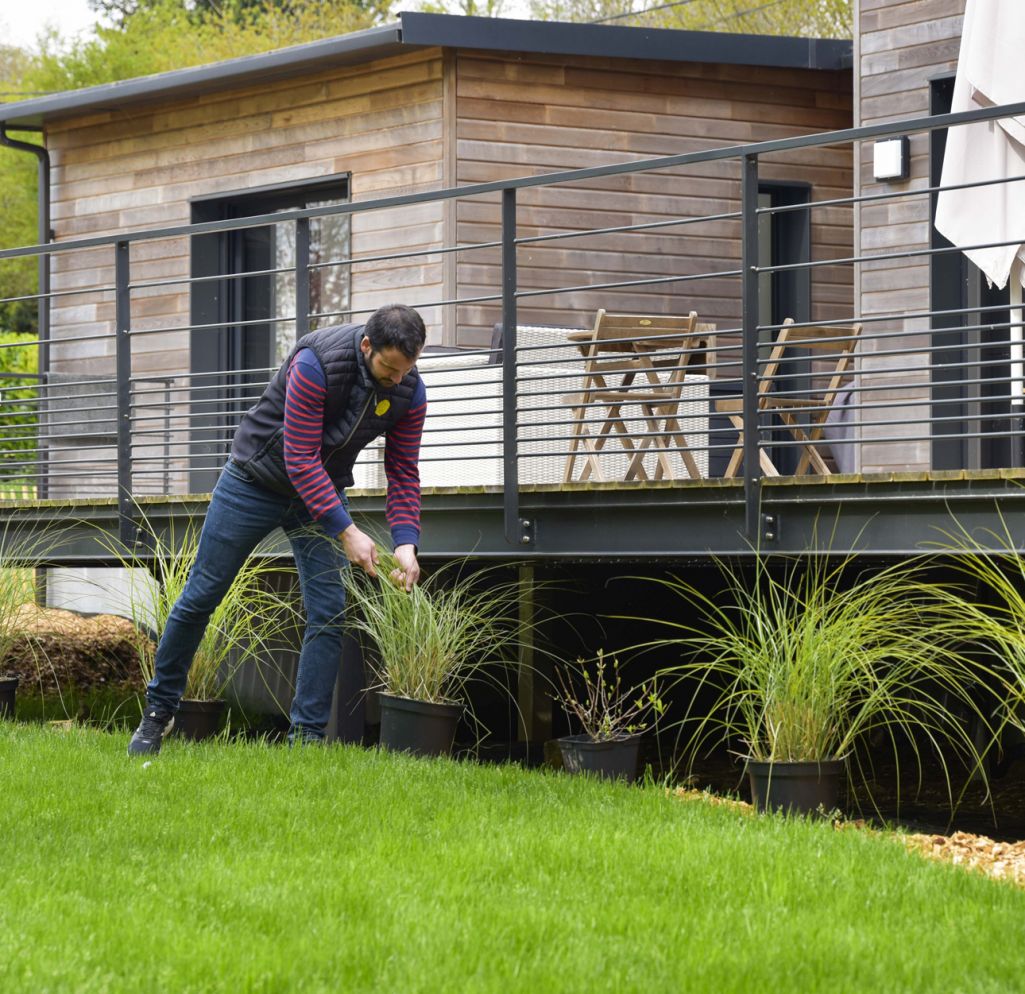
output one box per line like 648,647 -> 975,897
230,323 -> 418,497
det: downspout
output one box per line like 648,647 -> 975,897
0,124 -> 51,503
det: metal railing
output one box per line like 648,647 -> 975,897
1,96 -> 1024,546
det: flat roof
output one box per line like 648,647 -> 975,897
0,12 -> 851,129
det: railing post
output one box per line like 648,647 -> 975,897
502,187 -> 531,547
295,216 -> 310,340
115,240 -> 135,547
741,153 -> 762,543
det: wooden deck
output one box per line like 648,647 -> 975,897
4,468 -> 1025,564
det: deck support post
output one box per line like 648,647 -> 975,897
515,563 -> 549,747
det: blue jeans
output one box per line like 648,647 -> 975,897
147,459 -> 347,740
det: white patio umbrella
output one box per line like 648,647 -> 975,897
934,0 -> 1025,405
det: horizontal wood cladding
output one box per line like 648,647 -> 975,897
46,49 -> 447,395
454,48 -> 853,347
856,0 -> 964,474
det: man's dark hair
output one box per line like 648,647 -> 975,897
364,304 -> 427,360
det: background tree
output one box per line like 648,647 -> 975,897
34,0 -> 391,94
0,44 -> 40,338
527,0 -> 852,38
416,0 -> 508,16
0,332 -> 38,494
87,0 -> 392,30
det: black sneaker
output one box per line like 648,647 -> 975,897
287,726 -> 326,747
128,708 -> 174,756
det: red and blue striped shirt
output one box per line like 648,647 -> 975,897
283,348 -> 426,548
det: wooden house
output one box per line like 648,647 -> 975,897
0,12 -> 853,407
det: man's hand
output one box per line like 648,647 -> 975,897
391,544 -> 420,592
340,524 -> 379,577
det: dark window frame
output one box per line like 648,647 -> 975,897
759,180 -> 812,476
929,77 -> 1015,471
188,174 -> 351,491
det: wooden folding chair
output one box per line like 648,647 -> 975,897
716,318 -> 862,478
562,310 -> 710,483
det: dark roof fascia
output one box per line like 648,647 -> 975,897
0,12 -> 851,129
0,22 -> 406,128
401,12 -> 852,72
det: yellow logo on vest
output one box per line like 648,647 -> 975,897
375,399 -> 391,416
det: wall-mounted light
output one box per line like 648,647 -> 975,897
873,136 -> 910,181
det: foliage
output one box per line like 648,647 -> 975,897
555,648 -> 663,741
342,550 -> 528,705
526,0 -> 851,38
930,514 -> 1025,749
0,333 -> 39,496
0,46 -> 42,313
625,553 -> 986,797
417,0 -> 507,17
27,0 -> 387,97
116,520 -> 300,701
88,0 -> 392,30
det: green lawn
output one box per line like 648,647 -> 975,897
1,723 -> 1023,994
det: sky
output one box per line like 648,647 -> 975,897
0,0 -> 542,52
1,0 -> 103,50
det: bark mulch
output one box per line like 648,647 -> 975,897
4,603 -> 149,694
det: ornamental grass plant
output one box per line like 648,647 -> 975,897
627,552 -> 988,799
113,519 -> 300,704
932,513 -> 1025,755
0,557 -> 37,678
342,551 -> 529,706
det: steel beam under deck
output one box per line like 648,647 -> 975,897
4,473 -> 1025,564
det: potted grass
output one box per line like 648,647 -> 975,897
0,521 -> 66,718
342,551 -> 529,758
555,649 -> 663,783
0,562 -> 32,717
121,522 -> 298,741
931,515 -> 1025,777
627,553 -> 986,816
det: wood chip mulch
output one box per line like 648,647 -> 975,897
4,603 -> 149,693
671,787 -> 1025,888
898,831 -> 1025,886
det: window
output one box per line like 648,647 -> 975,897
188,176 -> 351,490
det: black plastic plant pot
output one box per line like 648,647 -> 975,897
174,699 -> 227,741
746,758 -> 844,816
0,675 -> 17,719
558,733 -> 642,783
378,693 -> 461,758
